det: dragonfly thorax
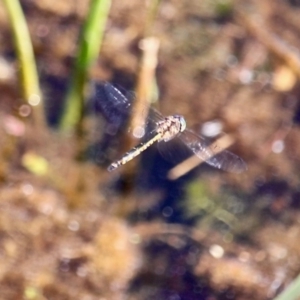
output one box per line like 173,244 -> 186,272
157,115 -> 186,142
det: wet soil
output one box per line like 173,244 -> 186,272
1,0 -> 300,299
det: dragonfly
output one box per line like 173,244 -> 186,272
94,82 -> 247,173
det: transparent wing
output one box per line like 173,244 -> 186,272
177,129 -> 247,173
92,82 -> 131,131
157,135 -> 193,164
92,82 -> 163,135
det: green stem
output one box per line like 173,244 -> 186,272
60,0 -> 111,131
3,0 -> 44,127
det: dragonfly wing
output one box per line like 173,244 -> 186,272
92,82 -> 131,132
157,136 -> 193,164
149,107 -> 164,123
178,129 -> 247,173
203,150 -> 247,173
92,82 -> 163,135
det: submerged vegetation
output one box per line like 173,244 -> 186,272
1,0 -> 300,299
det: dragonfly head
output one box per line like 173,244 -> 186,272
175,115 -> 186,132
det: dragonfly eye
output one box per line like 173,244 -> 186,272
178,116 -> 186,132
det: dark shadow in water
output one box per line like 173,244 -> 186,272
41,74 -> 68,126
130,145 -> 217,225
128,235 -> 212,300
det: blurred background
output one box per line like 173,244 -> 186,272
1,0 -> 300,299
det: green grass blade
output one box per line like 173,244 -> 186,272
60,0 -> 111,131
3,0 -> 45,127
144,0 -> 161,36
273,273 -> 300,300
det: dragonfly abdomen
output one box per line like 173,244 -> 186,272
107,133 -> 162,171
